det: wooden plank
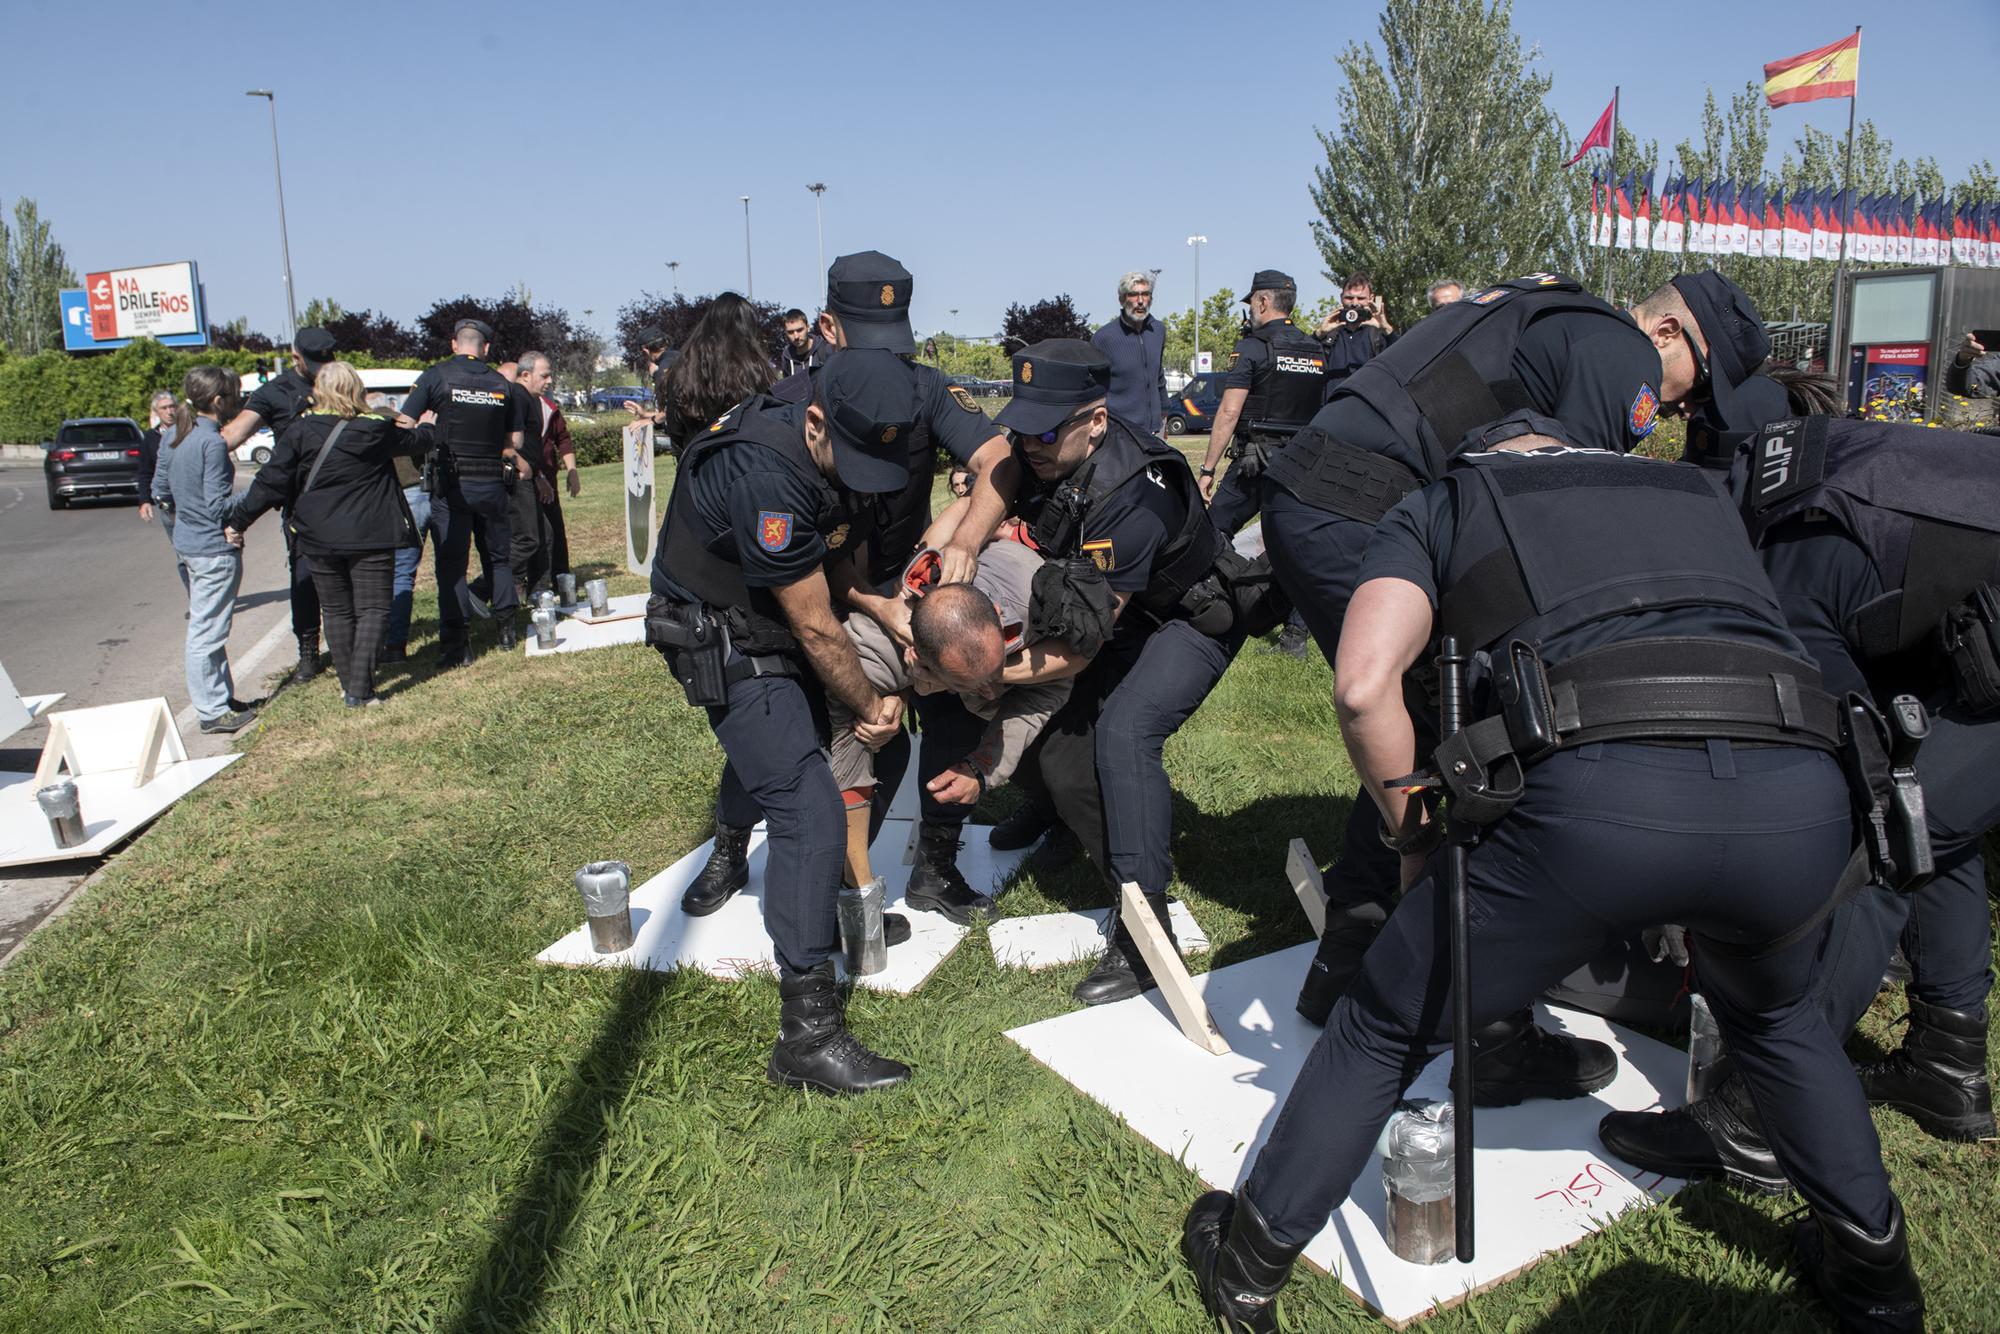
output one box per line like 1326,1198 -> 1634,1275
1117,882 -> 1230,1055
1286,837 -> 1326,936
131,704 -> 169,788
33,718 -> 74,788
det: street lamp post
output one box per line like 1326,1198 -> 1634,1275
666,260 -> 680,296
740,196 -> 754,300
807,183 -> 827,284
245,89 -> 298,342
1186,236 -> 1207,367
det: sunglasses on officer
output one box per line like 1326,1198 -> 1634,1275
1013,407 -> 1096,446
1681,328 -> 1712,404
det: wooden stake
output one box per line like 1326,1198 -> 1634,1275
1286,837 -> 1327,936
1118,882 -> 1230,1055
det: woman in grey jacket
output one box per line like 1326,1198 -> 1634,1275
153,366 -> 257,734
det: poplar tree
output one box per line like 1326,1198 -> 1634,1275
0,198 -> 79,355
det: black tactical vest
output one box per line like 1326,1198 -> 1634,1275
1440,449 -> 1791,660
1029,418 -> 1223,623
1241,320 -> 1328,434
436,358 -> 511,465
1743,416 -> 2000,660
658,396 -> 846,652
1338,274 -> 1624,480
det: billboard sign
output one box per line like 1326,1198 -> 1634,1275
59,261 -> 208,352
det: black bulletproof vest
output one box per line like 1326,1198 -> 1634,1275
1441,450 -> 1789,660
1029,418 -> 1222,621
436,358 -> 511,461
1744,416 -> 2000,660
1241,320 -> 1327,433
658,397 -> 837,651
1338,274 -> 1622,480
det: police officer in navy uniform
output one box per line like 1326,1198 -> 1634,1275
648,349 -> 924,1095
1626,272 -> 1794,476
987,340 -> 1260,1006
1183,412 -> 1923,1334
222,326 -> 337,685
1195,271 -> 1327,536
398,319 -> 528,664
1602,414 -> 1999,1198
1259,273 -> 1663,1041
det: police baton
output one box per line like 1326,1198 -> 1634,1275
1436,634 -> 1476,1262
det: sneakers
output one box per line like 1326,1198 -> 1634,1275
1469,1008 -> 1619,1108
199,707 -> 258,734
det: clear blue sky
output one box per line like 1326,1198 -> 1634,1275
9,1 -> 1994,344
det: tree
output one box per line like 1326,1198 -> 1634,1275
207,317 -> 279,353
926,332 -> 1011,381
299,297 -> 347,329
413,294 -> 586,368
613,292 -> 787,372
999,295 -> 1091,354
320,308 -> 424,361
1162,289 -> 1243,377
0,198 -> 79,355
1309,0 -> 1574,332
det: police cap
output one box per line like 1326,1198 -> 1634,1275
293,327 -> 336,362
1670,272 -> 1771,430
453,318 -> 496,343
636,325 -> 669,350
815,348 -> 915,493
825,251 -> 915,354
1458,409 -> 1576,454
994,339 -> 1111,436
1242,270 -> 1297,301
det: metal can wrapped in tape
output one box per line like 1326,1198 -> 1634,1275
837,877 -> 888,975
1380,1098 -> 1456,1265
575,861 -> 634,954
36,779 -> 86,849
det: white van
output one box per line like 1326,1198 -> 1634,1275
232,367 -> 423,465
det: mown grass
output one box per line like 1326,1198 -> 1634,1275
1,459 -> 1995,1332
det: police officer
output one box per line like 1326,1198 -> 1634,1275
1195,271 -> 1327,536
1260,272 -> 1662,1037
647,349 -> 920,1095
1183,413 -> 1922,1334
776,251 -> 1014,588
992,340 -> 1264,1006
1602,414 -> 1999,1192
1628,272 -> 1793,475
398,320 -> 528,664
222,326 -> 337,684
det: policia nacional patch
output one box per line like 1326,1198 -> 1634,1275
947,385 -> 982,413
1082,538 -> 1115,572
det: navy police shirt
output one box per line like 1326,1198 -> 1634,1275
1012,430 -> 1184,598
243,367 -> 311,437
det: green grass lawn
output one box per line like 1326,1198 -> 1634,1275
1,459 -> 1994,1332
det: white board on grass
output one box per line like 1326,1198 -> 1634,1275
0,757 -> 239,867
989,900 -> 1209,969
523,595 -> 651,658
537,816 -> 1030,994
23,694 -> 64,719
1005,942 -> 1688,1329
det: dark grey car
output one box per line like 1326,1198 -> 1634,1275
44,417 -> 144,510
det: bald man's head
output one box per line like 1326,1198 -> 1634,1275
908,583 -> 1005,698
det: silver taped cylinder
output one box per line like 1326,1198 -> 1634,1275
36,780 -> 86,849
575,860 -> 634,954
1381,1099 -> 1456,1265
837,878 -> 888,975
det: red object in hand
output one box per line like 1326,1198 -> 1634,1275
902,547 -> 943,598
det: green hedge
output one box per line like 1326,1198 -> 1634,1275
0,340 -> 425,444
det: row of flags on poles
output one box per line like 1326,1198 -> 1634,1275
1585,176 -> 2000,267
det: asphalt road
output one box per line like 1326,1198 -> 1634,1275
0,461 -> 298,966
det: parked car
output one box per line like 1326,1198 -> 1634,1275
231,368 -> 421,465
943,373 -> 1008,399
44,417 -> 144,510
1164,373 -> 1225,435
589,387 -> 652,412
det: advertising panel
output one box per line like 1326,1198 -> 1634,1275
59,263 -> 208,351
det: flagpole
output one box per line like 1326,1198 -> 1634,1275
1829,26 -> 1860,370
1602,86 -> 1620,304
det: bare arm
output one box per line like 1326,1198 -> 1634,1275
1199,388 -> 1250,496
937,434 -> 1016,583
773,567 -> 889,721
220,408 -> 267,449
1332,577 -> 1434,837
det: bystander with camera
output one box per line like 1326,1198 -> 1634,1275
1314,271 -> 1395,399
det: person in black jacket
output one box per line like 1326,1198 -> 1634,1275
225,362 -> 425,707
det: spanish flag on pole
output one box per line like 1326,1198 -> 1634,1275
1764,32 -> 1860,108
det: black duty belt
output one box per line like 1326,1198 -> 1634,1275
1269,429 -> 1422,524
449,447 -> 509,479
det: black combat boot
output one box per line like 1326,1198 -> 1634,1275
1073,890 -> 1176,1006
904,822 -> 997,925
988,801 -> 1053,851
1296,896 -> 1392,1025
1597,1070 -> 1789,1194
1793,1196 -> 1925,1334
1470,1008 -> 1619,1107
436,636 -> 473,670
681,822 -> 753,917
291,633 -> 321,685
1182,1190 -> 1304,1334
1857,999 -> 1997,1142
766,961 -> 912,1095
